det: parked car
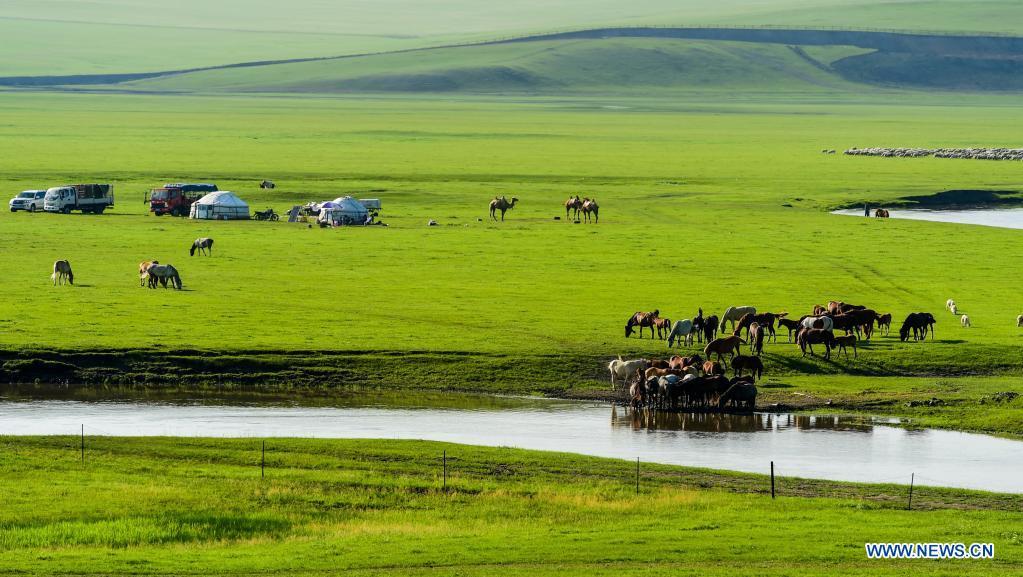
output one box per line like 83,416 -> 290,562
9,190 -> 47,212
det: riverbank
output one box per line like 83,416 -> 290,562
3,348 -> 1022,436
0,437 -> 1020,575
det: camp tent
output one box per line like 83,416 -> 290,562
319,196 -> 368,225
189,191 -> 249,220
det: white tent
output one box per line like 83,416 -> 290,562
189,191 -> 250,220
319,196 -> 368,225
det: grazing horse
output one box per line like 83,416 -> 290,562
961,314 -> 971,328
564,195 -> 582,220
703,315 -> 719,343
748,322 -> 765,356
669,354 -> 702,371
489,196 -> 518,221
719,382 -> 757,411
899,313 -> 935,342
734,312 -> 786,341
147,264 -> 182,290
652,316 -> 673,340
581,198 -> 599,223
608,357 -> 650,389
720,306 -> 756,333
260,179 -> 275,189
704,335 -> 745,362
139,260 -> 159,287
800,315 -> 834,332
731,355 -> 763,381
812,304 -> 827,316
625,310 -> 659,338
797,328 -> 836,359
946,299 -> 956,312
876,313 -> 893,336
1017,314 -> 1023,327
874,208 -> 890,218
190,237 -> 214,256
702,360 -> 725,377
777,318 -> 802,342
666,319 -> 695,348
833,309 -> 877,340
51,260 -> 73,286
834,334 -> 857,359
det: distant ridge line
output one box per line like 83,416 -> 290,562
3,25 -> 1022,87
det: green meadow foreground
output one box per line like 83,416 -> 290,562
0,437 -> 1021,575
1,91 -> 1022,432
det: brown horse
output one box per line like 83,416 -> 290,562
733,312 -> 786,341
704,335 -> 745,362
489,196 -> 518,221
625,310 -> 659,338
564,195 -> 582,220
874,208 -> 890,218
797,328 -> 835,359
702,360 -> 725,376
139,260 -> 159,287
703,315 -> 719,343
749,322 -> 765,356
834,334 -> 858,359
653,316 -> 673,339
730,355 -> 764,382
777,318 -> 802,342
581,198 -> 599,223
876,313 -> 893,336
899,312 -> 935,342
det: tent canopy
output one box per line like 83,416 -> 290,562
319,196 -> 368,224
189,191 -> 249,220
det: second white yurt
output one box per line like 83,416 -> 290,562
189,191 -> 250,220
319,196 -> 368,225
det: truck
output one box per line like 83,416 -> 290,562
148,183 -> 218,216
43,184 -> 114,214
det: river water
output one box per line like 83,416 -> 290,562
832,206 -> 1023,229
1,395 -> 1020,493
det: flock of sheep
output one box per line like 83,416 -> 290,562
843,147 -> 1023,161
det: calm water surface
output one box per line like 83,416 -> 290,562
1,394 -> 1020,493
833,207 -> 1023,229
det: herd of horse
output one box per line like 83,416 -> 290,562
52,237 -> 213,291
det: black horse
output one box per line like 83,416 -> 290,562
899,312 -> 936,341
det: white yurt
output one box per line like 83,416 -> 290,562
318,196 -> 368,225
189,191 -> 250,220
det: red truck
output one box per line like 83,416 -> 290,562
148,183 -> 218,216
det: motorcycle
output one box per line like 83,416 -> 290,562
254,208 -> 279,221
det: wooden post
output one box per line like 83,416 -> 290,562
261,440 -> 265,478
443,450 -> 447,491
635,457 -> 640,494
80,424 -> 84,463
770,461 -> 775,499
908,473 -> 914,510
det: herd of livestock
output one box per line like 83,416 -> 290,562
611,300 -> 960,413
843,147 -> 1023,161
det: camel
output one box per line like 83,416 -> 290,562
489,196 -> 518,221
51,260 -> 73,286
564,195 -> 582,220
581,198 -> 599,223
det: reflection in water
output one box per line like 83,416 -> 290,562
615,409 -> 875,433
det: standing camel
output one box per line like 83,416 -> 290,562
581,198 -> 599,223
489,196 -> 518,221
564,195 -> 582,220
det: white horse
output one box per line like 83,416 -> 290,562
665,319 -> 695,348
1017,315 -> 1023,327
946,299 -> 956,312
147,264 -> 182,290
51,260 -> 73,286
720,306 -> 756,333
961,315 -> 971,328
801,315 -> 834,332
608,357 -> 649,390
950,303 -> 958,315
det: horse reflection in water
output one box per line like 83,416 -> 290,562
612,407 -> 875,433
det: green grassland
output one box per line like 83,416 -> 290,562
0,437 -> 1021,575
2,0 -> 1020,76
0,91 -> 1022,431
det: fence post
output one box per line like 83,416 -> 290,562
443,450 -> 447,491
261,440 -> 265,478
908,473 -> 914,510
80,424 -> 84,463
635,457 -> 640,494
770,461 -> 775,499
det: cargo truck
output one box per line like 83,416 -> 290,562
44,184 -> 114,214
148,183 -> 218,216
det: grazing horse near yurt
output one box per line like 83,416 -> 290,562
720,306 -> 756,333
797,328 -> 836,359
139,260 -> 159,287
625,310 -> 659,338
489,196 -> 518,221
51,260 -> 73,286
874,208 -> 889,218
777,318 -> 802,342
876,313 -> 893,336
704,335 -> 745,362
730,355 -> 763,382
564,195 -> 582,220
581,198 -> 599,223
189,237 -> 214,256
703,315 -> 719,343
748,322 -> 765,356
834,334 -> 857,359
666,319 -> 695,348
147,264 -> 182,290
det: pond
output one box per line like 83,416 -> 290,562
2,393 -> 1021,493
832,206 -> 1023,229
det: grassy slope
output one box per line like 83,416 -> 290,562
2,1 -> 1018,76
1,437 -> 1021,575
122,38 -> 868,94
0,92 -> 1022,430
